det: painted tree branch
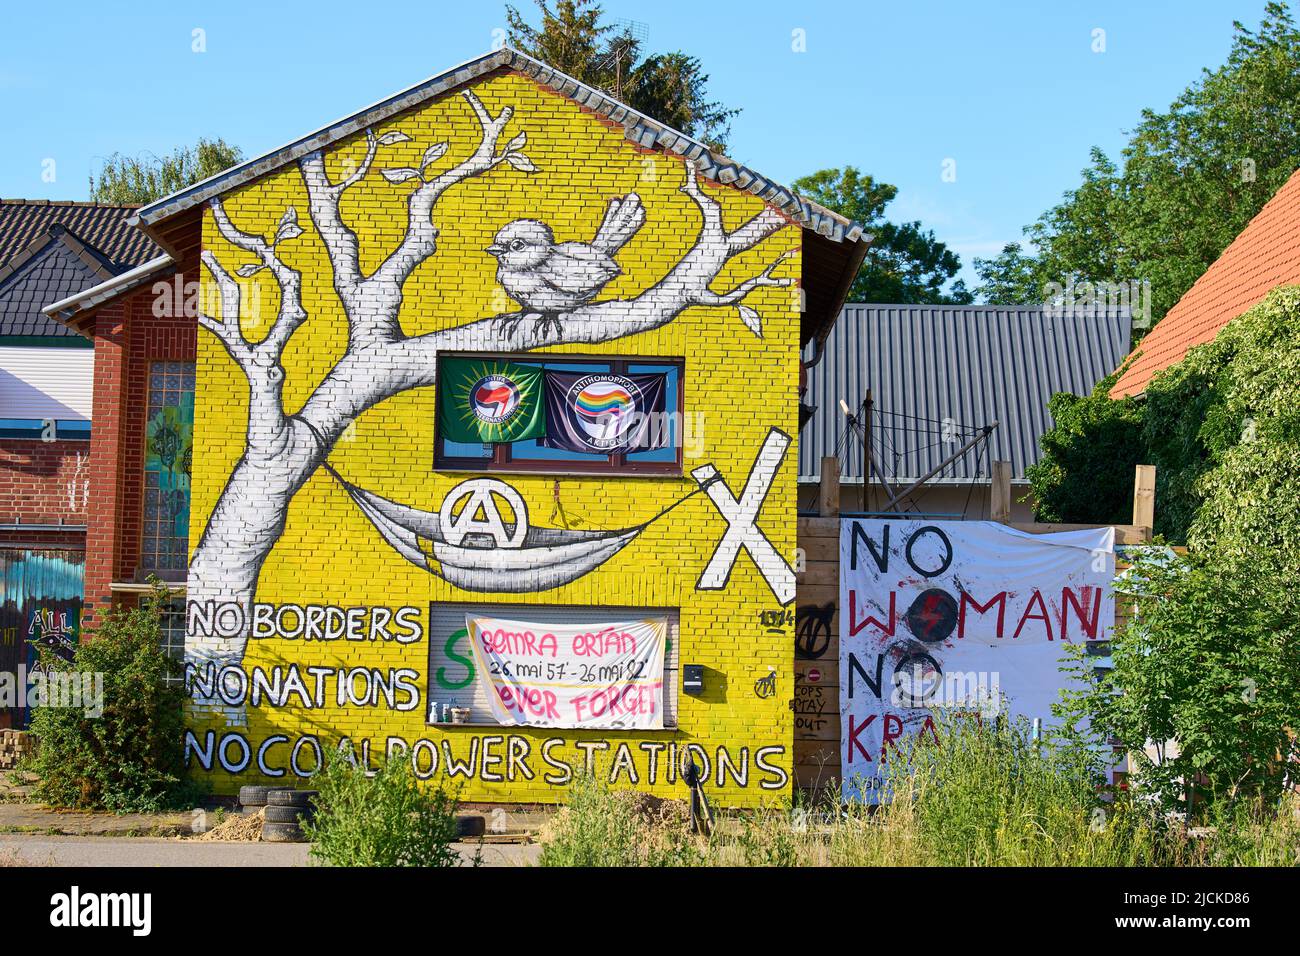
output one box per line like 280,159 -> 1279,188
295,166 -> 794,434
188,119 -> 795,693
298,131 -> 375,318
371,92 -> 524,293
299,91 -> 528,349
200,200 -> 314,459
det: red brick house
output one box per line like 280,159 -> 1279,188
0,200 -> 161,724
0,200 -> 159,549
44,248 -> 192,641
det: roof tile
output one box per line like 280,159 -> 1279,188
0,200 -> 160,270
1111,167 -> 1300,397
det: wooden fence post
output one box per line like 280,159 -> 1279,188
819,455 -> 840,517
1132,464 -> 1156,541
990,460 -> 1012,523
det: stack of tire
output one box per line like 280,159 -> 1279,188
238,785 -> 317,843
238,785 -> 291,815
262,790 -> 318,843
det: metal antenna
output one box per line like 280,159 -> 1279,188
841,391 -> 900,511
596,18 -> 648,98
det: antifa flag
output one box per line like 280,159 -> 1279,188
438,358 -> 546,444
543,371 -> 668,454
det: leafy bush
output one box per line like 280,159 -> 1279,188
1025,370 -> 1146,525
1029,285 -> 1300,558
1062,553 -> 1300,813
303,750 -> 467,867
27,587 -> 198,812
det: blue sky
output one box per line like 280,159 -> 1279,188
0,0 -> 1275,287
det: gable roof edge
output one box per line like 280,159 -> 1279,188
42,254 -> 175,335
130,48 -> 865,245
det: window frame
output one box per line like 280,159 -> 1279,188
433,352 -> 686,478
138,360 -> 195,582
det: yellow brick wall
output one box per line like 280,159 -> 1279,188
185,71 -> 801,806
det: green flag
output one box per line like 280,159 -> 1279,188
438,358 -> 546,444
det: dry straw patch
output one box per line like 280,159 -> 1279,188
192,808 -> 264,842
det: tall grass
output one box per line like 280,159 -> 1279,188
537,717 -> 1300,867
861,715 -> 1161,866
537,772 -> 703,867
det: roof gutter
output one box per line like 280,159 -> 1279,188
803,229 -> 873,374
41,254 -> 175,334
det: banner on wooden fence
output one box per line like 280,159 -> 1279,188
838,519 -> 1115,802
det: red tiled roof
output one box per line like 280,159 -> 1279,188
0,199 -> 160,270
1111,167 -> 1300,397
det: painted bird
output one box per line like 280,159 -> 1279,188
488,194 -> 645,338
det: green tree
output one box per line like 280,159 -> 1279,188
89,138 -> 243,204
1028,285 -> 1300,559
1061,553 -> 1300,814
971,242 -> 1042,305
981,3 -> 1300,327
1025,371 -> 1146,526
792,166 -> 971,304
506,0 -> 737,150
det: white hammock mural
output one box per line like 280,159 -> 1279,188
325,462 -> 681,593
321,426 -> 797,603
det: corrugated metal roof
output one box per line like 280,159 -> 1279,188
799,304 -> 1132,485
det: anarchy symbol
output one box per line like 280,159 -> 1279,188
439,479 -> 529,548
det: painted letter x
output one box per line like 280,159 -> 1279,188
692,428 -> 796,605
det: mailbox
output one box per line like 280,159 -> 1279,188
683,664 -> 704,695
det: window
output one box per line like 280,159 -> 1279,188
141,362 -> 195,576
427,602 -> 679,728
153,598 -> 187,686
434,354 -> 683,475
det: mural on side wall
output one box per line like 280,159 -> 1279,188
183,72 -> 803,801
0,549 -> 83,729
186,89 -> 798,686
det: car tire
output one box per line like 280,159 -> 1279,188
267,789 -> 318,809
264,805 -> 309,824
261,821 -> 306,843
238,785 -> 269,807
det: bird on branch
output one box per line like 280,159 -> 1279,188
489,193 -> 645,339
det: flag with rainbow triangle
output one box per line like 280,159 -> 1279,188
542,370 -> 668,454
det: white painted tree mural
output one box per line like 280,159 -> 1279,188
189,90 -> 794,687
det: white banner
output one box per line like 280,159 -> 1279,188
466,614 -> 667,729
839,519 -> 1115,802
